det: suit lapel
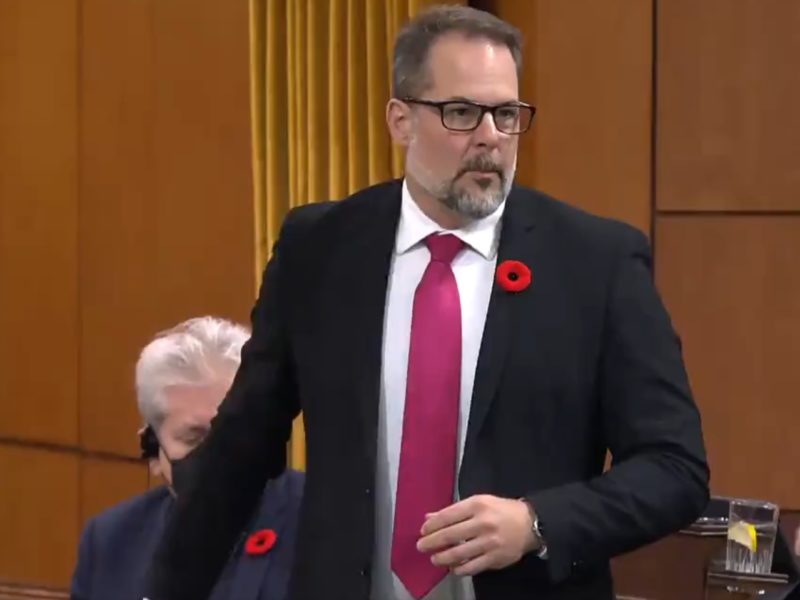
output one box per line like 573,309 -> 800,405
330,183 -> 401,468
221,476 -> 289,600
461,187 -> 542,483
136,488 -> 173,600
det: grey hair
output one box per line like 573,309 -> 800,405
392,5 -> 523,99
135,316 -> 250,429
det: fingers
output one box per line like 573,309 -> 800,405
417,518 -> 481,553
452,552 -> 495,577
416,495 -> 525,578
421,496 -> 480,536
430,536 -> 491,569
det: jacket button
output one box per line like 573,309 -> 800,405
365,487 -> 372,496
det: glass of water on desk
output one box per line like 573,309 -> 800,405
725,498 -> 779,574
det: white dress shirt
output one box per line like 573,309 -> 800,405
371,181 -> 505,600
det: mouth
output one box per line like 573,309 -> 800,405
462,170 -> 500,180
464,170 -> 499,185
460,171 -> 500,191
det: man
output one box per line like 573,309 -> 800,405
72,317 -> 303,600
146,6 -> 708,600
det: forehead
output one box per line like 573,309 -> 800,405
162,380 -> 231,417
423,33 -> 519,102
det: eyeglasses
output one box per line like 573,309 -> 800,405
402,98 -> 535,135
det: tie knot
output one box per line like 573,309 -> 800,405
425,234 -> 464,264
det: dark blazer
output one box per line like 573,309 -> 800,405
72,469 -> 303,600
146,181 -> 709,600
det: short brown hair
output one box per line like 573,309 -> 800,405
392,5 -> 523,99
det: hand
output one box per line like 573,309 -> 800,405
416,494 -> 539,576
794,526 -> 800,556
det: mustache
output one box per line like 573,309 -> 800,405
456,155 -> 503,179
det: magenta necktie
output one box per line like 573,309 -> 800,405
391,233 -> 465,599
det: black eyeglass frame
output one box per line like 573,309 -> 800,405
401,97 -> 536,134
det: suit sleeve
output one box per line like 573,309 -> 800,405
527,227 -> 710,583
71,519 -> 96,600
144,209 -> 309,600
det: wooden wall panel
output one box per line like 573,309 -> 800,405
0,446 -> 79,586
79,0 -> 254,457
79,0 -> 158,457
151,0 -> 254,323
80,457 -> 149,525
657,0 -> 800,212
487,0 -> 653,233
1,0 -> 254,588
656,216 -> 800,507
0,0 -> 79,445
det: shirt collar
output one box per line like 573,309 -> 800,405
395,179 -> 505,260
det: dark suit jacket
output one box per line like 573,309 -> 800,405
72,469 -> 303,600
146,181 -> 709,600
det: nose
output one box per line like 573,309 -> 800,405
471,111 -> 501,148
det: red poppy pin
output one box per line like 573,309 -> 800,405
496,260 -> 532,293
245,528 -> 277,556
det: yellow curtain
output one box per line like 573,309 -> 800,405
249,0 -> 464,469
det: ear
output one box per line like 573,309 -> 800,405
386,98 -> 413,147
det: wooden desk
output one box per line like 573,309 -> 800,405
612,515 -> 800,600
0,581 -> 68,600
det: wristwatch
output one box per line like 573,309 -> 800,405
520,498 -> 548,558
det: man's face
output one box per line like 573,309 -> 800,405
151,377 -> 232,487
391,33 -> 520,220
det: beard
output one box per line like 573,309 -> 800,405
407,152 -> 516,221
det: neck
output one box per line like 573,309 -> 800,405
405,175 -> 470,230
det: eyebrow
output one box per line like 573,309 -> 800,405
442,96 -> 522,105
